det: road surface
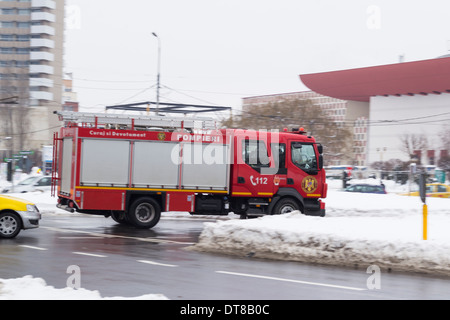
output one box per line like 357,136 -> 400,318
1,214 -> 450,300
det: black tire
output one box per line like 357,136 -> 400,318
127,197 -> 161,229
111,211 -> 129,225
272,198 -> 301,215
0,212 -> 22,239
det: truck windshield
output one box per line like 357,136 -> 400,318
291,143 -> 318,173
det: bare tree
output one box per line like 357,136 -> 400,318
438,124 -> 450,175
371,158 -> 407,171
222,99 -> 353,165
399,133 -> 428,160
439,124 -> 450,151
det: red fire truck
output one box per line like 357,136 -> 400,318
52,111 -> 327,229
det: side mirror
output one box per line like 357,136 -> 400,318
317,144 -> 323,154
319,154 -> 323,169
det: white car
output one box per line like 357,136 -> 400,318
2,176 -> 52,194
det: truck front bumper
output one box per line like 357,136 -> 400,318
304,199 -> 326,217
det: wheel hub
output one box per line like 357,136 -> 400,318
136,204 -> 155,223
0,216 -> 17,235
280,205 -> 295,214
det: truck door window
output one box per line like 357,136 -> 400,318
291,143 -> 318,173
242,140 -> 270,170
271,143 -> 286,174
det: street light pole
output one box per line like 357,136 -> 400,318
152,32 -> 161,115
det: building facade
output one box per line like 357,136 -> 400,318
0,0 -> 64,159
62,72 -> 78,112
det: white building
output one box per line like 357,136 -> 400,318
300,56 -> 450,166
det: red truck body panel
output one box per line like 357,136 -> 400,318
52,112 -> 326,224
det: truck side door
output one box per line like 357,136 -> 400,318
287,141 -> 322,197
233,137 -> 275,197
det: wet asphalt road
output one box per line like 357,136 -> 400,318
1,214 -> 450,300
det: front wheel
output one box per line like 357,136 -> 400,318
272,198 -> 301,215
127,198 -> 161,229
0,212 -> 22,239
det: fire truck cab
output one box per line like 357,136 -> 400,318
52,111 -> 327,229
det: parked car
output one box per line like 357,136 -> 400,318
0,194 -> 41,238
404,183 -> 450,198
344,184 -> 386,194
2,176 -> 52,193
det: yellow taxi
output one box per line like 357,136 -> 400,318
405,183 -> 450,199
0,195 -> 41,239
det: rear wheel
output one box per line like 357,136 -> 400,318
111,211 -> 129,225
127,197 -> 161,229
0,212 -> 22,239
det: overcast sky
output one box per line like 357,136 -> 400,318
64,0 -> 450,117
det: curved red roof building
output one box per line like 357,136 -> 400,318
300,57 -> 450,167
300,56 -> 450,102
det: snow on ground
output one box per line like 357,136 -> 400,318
193,179 -> 450,276
0,276 -> 168,300
1,173 -> 450,298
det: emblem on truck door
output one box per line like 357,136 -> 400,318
273,176 -> 281,186
301,176 -> 318,193
158,132 -> 166,141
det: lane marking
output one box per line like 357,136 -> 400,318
137,260 -> 178,268
216,271 -> 366,291
41,226 -> 194,245
73,252 -> 107,258
19,245 -> 48,251
58,236 -> 105,239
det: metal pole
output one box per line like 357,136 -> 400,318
419,172 -> 428,240
152,32 -> 161,115
423,204 -> 428,240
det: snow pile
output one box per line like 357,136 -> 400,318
0,276 -> 168,300
326,191 -> 450,217
193,190 -> 450,276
